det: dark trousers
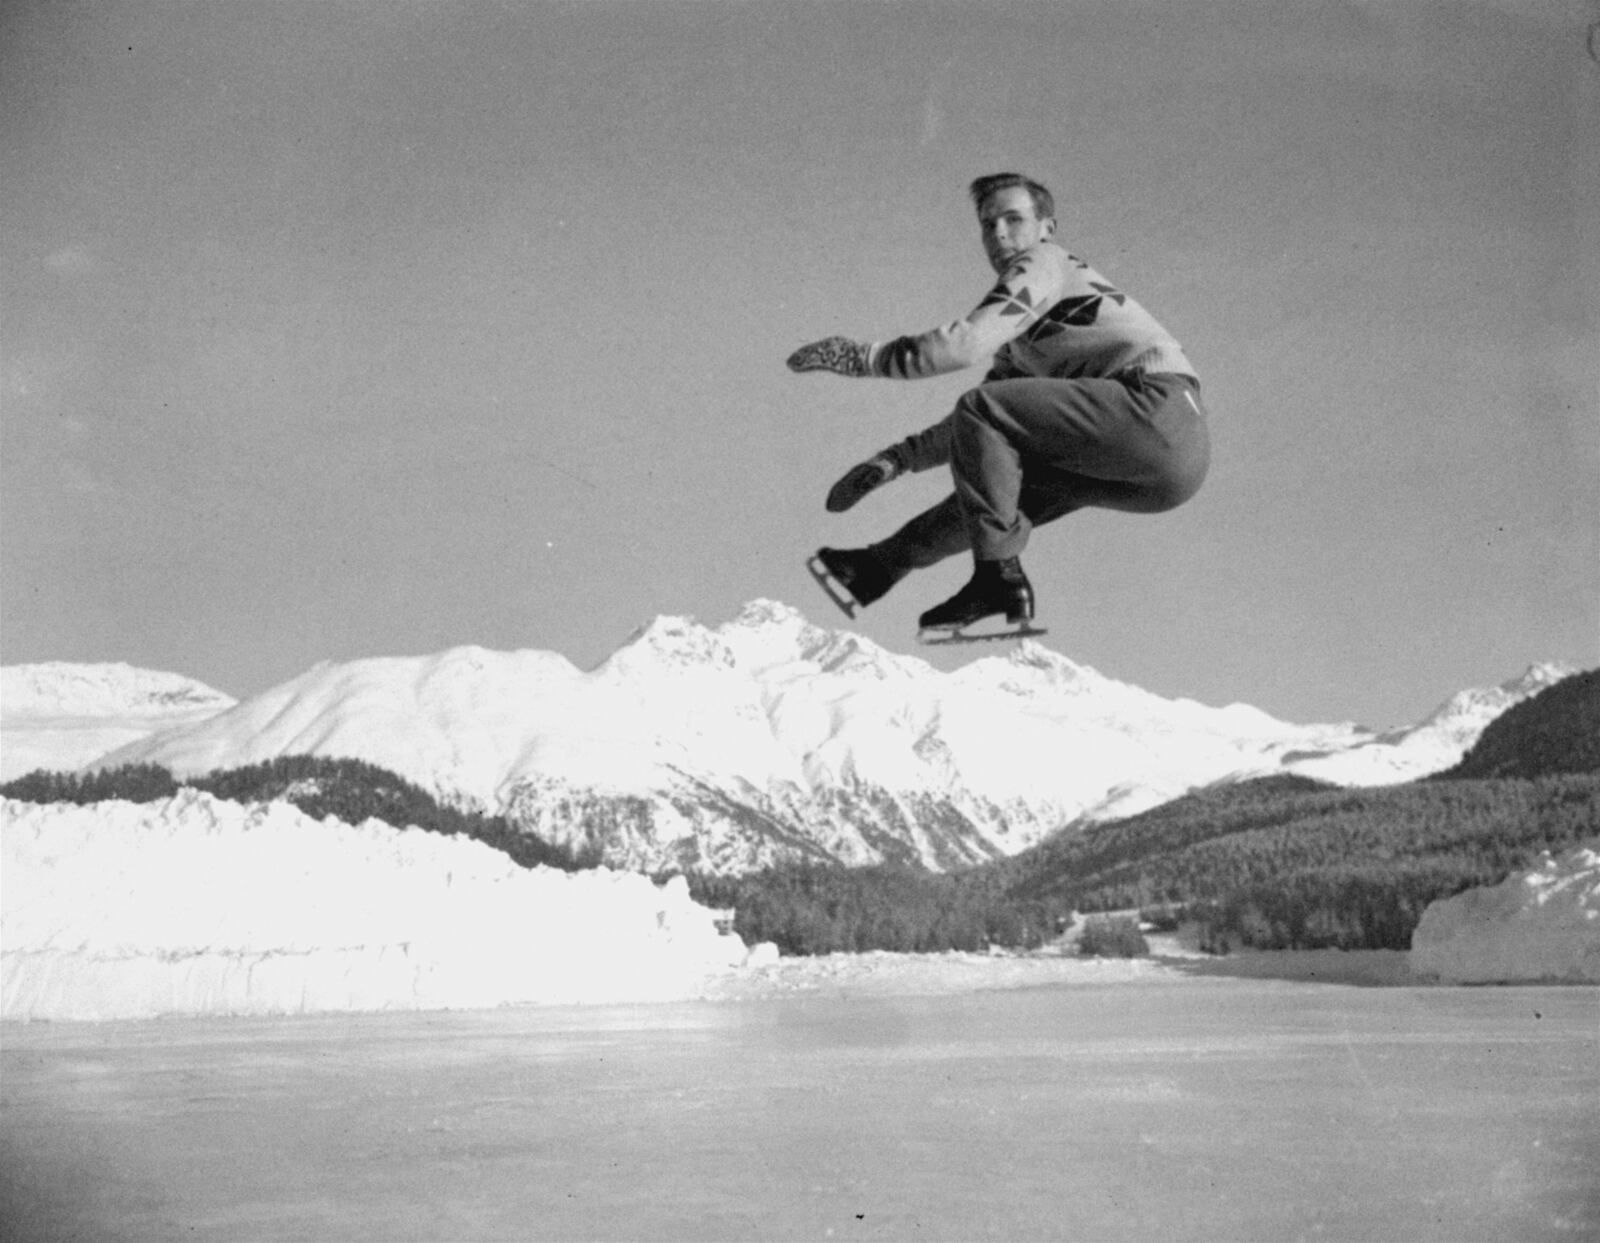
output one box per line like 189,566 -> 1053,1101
872,372 -> 1210,569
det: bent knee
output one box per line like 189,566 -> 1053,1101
1150,418 -> 1210,511
1113,456 -> 1208,515
1148,459 -> 1208,512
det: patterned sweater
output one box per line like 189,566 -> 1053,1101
870,241 -> 1197,473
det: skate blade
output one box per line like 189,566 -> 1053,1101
917,621 -> 1048,646
805,553 -> 858,619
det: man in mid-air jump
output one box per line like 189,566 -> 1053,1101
789,172 -> 1210,642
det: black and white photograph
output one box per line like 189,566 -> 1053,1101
3,2 -> 1596,1239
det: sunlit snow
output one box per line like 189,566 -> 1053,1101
10,601 -> 1569,874
2,793 -> 755,1021
2,610 -> 1590,1022
0,662 -> 237,782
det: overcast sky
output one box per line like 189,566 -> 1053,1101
3,0 -> 1596,728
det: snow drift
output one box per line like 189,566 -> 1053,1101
7,801 -> 1596,1022
1,794 -> 754,1021
1410,841 -> 1600,984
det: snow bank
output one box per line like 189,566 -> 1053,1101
1410,841 -> 1600,984
1,794 -> 753,1021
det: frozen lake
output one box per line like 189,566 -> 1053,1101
3,974 -> 1596,1241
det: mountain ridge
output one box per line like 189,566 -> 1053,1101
2,600 -> 1580,874
1,662 -> 239,781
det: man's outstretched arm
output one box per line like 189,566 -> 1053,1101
787,244 -> 1068,381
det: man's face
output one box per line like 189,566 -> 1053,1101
977,186 -> 1055,274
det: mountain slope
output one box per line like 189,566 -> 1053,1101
13,602 -> 1576,874
1268,662 -> 1576,784
1438,668 -> 1600,780
0,663 -> 236,781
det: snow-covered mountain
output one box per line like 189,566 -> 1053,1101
0,662 -> 236,781
3,601 -> 1577,874
1275,662 -> 1576,785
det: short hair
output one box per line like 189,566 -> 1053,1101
969,173 -> 1055,222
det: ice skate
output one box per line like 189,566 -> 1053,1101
806,546 -> 902,619
916,557 -> 1047,645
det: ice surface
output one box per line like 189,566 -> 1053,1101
6,982 -> 1596,1241
1411,840 -> 1600,983
1,794 -> 754,1021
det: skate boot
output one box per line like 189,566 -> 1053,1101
917,557 -> 1046,644
806,546 -> 904,619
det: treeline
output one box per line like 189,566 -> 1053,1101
7,669 -> 1594,957
999,775 -> 1600,951
686,773 -> 1600,956
685,775 -> 1352,955
990,774 -> 1343,903
687,862 -> 1068,956
1187,861 -> 1492,954
1,756 -> 601,874
2,762 -> 183,806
